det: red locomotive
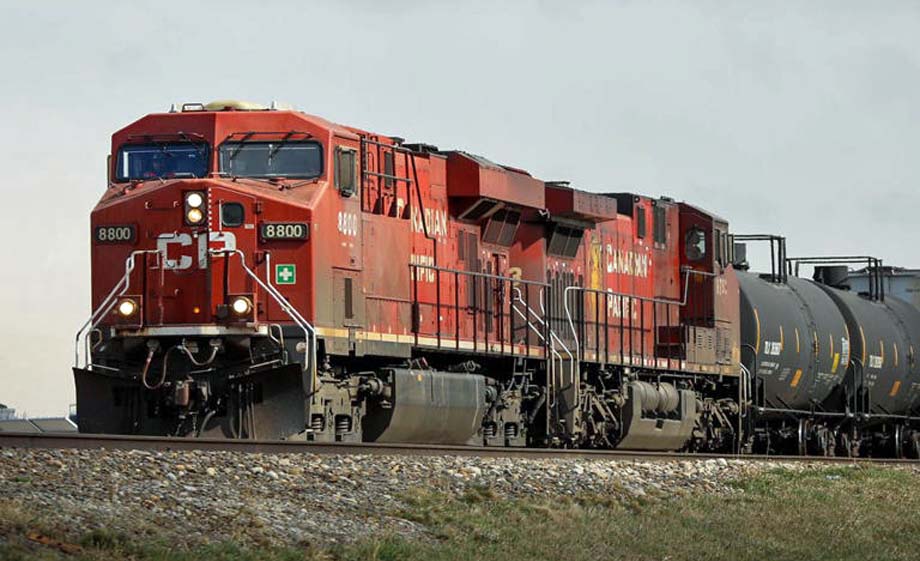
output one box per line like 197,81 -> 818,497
75,100 -> 920,456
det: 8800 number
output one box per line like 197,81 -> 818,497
94,225 -> 136,244
260,222 -> 309,241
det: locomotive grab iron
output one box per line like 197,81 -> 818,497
74,100 -> 920,457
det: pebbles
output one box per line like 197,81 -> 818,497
0,447 -> 906,547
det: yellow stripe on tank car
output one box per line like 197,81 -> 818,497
859,326 -> 867,366
843,324 -> 851,367
790,369 -> 803,388
779,325 -> 784,352
894,342 -> 899,367
880,340 -> 885,365
753,307 -> 761,354
890,380 -> 901,397
795,327 -> 800,355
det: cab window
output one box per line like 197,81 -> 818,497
219,141 -> 323,179
115,143 -> 209,181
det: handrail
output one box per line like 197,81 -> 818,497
562,268 -> 713,363
211,249 -> 316,376
75,250 -> 162,368
512,287 -> 575,410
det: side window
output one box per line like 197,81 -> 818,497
686,227 -> 707,261
335,148 -> 357,197
636,206 -> 646,239
652,206 -> 667,245
383,151 -> 395,188
714,229 -> 723,265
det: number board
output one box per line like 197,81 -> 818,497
94,224 -> 136,244
260,222 -> 309,241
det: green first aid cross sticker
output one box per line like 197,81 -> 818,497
275,264 -> 296,285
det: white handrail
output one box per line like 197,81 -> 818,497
210,249 -> 316,375
511,287 -> 576,410
562,268 -> 704,363
75,250 -> 163,368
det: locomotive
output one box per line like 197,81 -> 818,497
74,100 -> 920,457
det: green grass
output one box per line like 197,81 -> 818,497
2,466 -> 919,561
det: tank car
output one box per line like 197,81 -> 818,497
736,242 -> 920,457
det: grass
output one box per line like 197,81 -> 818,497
1,466 -> 918,561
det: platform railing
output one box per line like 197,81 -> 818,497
409,263 -> 550,358
561,268 -> 712,369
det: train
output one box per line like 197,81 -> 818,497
74,100 -> 920,457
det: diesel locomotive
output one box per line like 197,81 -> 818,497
74,100 -> 920,456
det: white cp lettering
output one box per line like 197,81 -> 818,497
157,232 -> 237,271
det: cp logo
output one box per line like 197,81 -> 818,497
156,232 -> 236,270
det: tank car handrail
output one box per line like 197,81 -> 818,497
75,249 -> 163,369
210,249 -> 316,376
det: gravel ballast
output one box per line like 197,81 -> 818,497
0,447 -> 911,547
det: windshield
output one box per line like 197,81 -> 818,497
115,143 -> 209,181
219,141 -> 323,179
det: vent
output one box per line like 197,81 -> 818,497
548,224 -> 584,258
482,209 -> 521,246
459,199 -> 502,221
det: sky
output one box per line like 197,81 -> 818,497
1,1 -> 919,415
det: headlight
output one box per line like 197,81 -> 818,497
187,208 -> 204,224
186,192 -> 204,208
185,192 -> 206,225
231,296 -> 253,316
117,298 -> 138,317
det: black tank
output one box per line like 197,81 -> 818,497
818,287 -> 920,417
738,272 -> 850,413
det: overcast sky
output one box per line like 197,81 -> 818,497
1,1 -> 919,415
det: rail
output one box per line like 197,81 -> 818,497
1,432 -> 916,464
75,249 -> 163,369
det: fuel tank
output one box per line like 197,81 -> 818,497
362,368 -> 489,445
738,272 -> 850,412
817,287 -> 920,417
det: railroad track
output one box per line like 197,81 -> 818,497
1,431 -> 917,464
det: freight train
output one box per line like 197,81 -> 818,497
74,100 -> 920,457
